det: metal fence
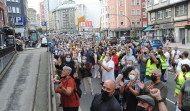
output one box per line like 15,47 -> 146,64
0,46 -> 15,58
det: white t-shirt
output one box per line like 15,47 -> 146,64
177,58 -> 190,72
164,52 -> 170,66
102,60 -> 115,82
171,50 -> 181,61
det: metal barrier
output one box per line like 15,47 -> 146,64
0,46 -> 14,58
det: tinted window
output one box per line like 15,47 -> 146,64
152,40 -> 161,44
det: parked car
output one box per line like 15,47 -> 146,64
107,37 -> 117,45
41,37 -> 48,47
149,39 -> 163,48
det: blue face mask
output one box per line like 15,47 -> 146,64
123,51 -> 126,53
86,48 -> 89,50
82,60 -> 86,63
129,75 -> 135,81
75,54 -> 77,56
66,58 -> 71,62
127,65 -> 131,67
94,51 -> 96,53
124,80 -> 130,86
74,60 -> 78,63
65,52 -> 69,54
107,48 -> 109,51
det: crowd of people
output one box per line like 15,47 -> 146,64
50,35 -> 190,111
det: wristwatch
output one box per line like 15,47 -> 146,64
157,98 -> 164,103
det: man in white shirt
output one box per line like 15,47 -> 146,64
171,46 -> 181,72
176,51 -> 190,72
98,53 -> 115,83
163,48 -> 170,82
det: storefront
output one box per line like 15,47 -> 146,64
174,21 -> 188,43
160,23 -> 174,42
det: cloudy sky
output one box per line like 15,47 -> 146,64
28,0 -> 99,14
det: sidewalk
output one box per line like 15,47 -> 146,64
165,42 -> 190,49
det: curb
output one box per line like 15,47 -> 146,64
0,52 -> 18,81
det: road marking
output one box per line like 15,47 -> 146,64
79,106 -> 82,111
166,98 -> 175,104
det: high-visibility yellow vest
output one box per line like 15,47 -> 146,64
158,55 -> 167,70
100,56 -> 105,61
116,52 -> 120,56
175,72 -> 190,94
146,59 -> 160,77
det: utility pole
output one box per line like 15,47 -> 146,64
12,16 -> 16,51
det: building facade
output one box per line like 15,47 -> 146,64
28,8 -> 38,31
49,11 -> 54,32
53,3 -> 77,33
100,0 -> 109,38
146,0 -> 190,43
6,0 -> 28,38
39,0 -> 46,27
108,0 -> 143,37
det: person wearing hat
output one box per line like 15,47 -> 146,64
137,88 -> 168,111
55,66 -> 80,111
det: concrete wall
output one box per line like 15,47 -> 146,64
0,51 -> 16,74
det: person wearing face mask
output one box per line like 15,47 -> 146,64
111,49 -> 119,78
176,51 -> 190,72
121,48 -> 137,68
119,70 -> 140,111
54,66 -> 80,111
90,80 -> 121,111
137,69 -> 168,111
158,50 -> 167,82
98,53 -> 115,83
138,48 -> 150,82
171,46 -> 181,73
163,48 -> 170,82
118,47 -> 127,73
174,64 -> 190,111
99,52 -> 106,84
79,56 -> 94,95
64,54 -> 76,79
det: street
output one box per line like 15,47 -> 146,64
0,47 -> 189,111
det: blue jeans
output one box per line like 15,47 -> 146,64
140,72 -> 146,82
161,69 -> 166,82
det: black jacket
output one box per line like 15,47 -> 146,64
90,94 -> 121,111
79,62 -> 92,78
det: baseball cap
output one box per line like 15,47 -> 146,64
136,95 -> 155,107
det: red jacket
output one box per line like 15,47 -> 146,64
112,54 -> 119,71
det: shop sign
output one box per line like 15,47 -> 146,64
160,23 -> 174,29
188,19 -> 190,24
174,21 -> 188,27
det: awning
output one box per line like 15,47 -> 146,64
144,26 -> 154,32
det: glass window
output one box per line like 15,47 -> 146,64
175,4 -> 188,16
7,6 -> 12,13
136,0 -> 140,5
137,20 -> 141,25
137,10 -> 140,15
120,20 -> 124,25
143,12 -> 147,18
142,2 -> 146,8
12,7 -> 16,13
16,7 -> 20,13
157,11 -> 163,19
151,12 -> 155,21
131,0 -> 135,6
120,1 -> 123,7
143,22 -> 147,27
120,11 -> 123,16
132,20 -> 135,25
154,0 -> 159,5
161,0 -> 167,2
131,10 -> 135,15
184,4 -> 188,15
165,8 -> 171,18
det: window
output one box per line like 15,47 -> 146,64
131,0 -> 135,6
120,20 -> 124,25
157,11 -> 163,19
137,20 -> 141,25
154,0 -> 159,5
165,8 -> 171,18
136,10 -> 140,15
12,7 -> 16,13
143,12 -> 147,18
7,0 -> 10,1
161,0 -> 167,2
151,12 -> 155,21
131,10 -> 135,15
132,20 -> 135,25
7,6 -> 12,13
147,0 -> 152,7
16,7 -> 20,13
143,22 -> 147,27
136,0 -> 140,5
120,11 -> 123,16
142,2 -> 146,8
120,1 -> 123,7
176,4 -> 188,16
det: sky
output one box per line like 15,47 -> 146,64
28,0 -> 99,14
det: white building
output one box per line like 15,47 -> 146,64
28,8 -> 38,30
100,0 -> 108,37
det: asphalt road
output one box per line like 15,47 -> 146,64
0,48 -> 48,111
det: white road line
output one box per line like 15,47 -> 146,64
166,98 -> 175,105
79,106 -> 82,111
